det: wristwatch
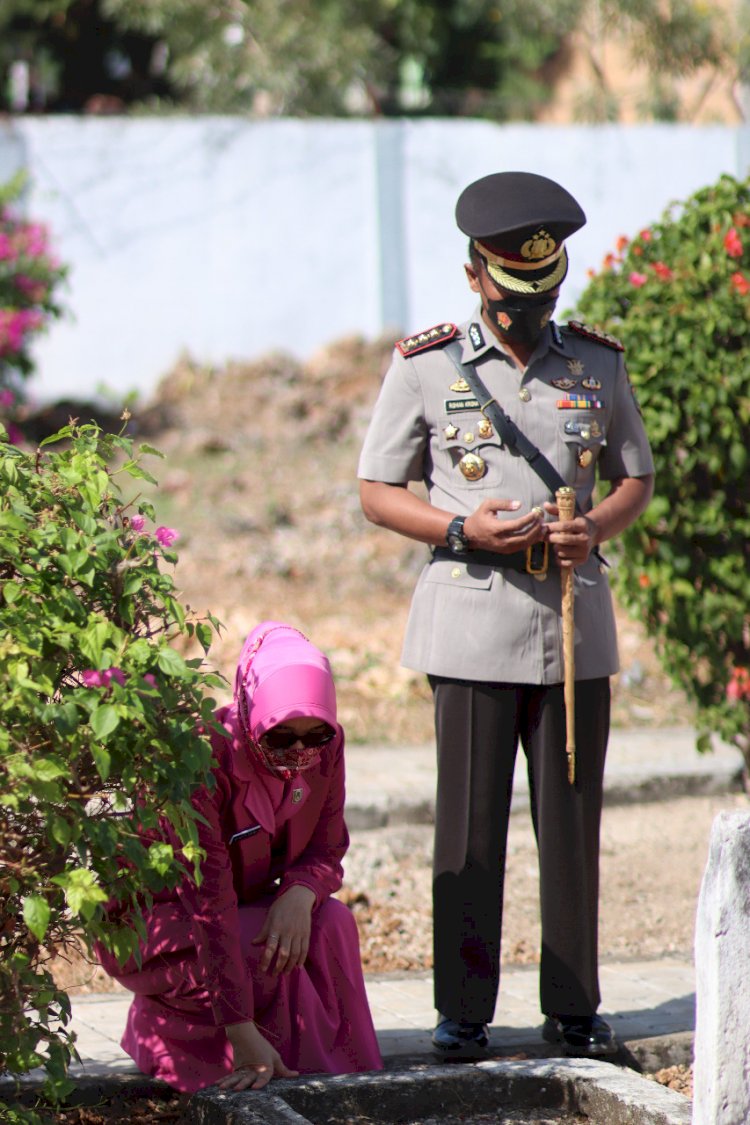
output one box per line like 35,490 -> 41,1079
446,515 -> 470,555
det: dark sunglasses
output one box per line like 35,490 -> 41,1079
260,724 -> 336,752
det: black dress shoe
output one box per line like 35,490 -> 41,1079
542,1013 -> 617,1058
432,1014 -> 490,1059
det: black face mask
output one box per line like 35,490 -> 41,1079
484,294 -> 557,347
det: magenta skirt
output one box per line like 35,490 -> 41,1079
97,897 -> 383,1092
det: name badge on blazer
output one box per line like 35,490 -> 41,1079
229,825 -> 262,845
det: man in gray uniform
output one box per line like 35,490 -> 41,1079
358,171 -> 654,1060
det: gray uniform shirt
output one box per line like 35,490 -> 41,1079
357,312 -> 654,684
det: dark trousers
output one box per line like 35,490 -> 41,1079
429,676 -> 610,1024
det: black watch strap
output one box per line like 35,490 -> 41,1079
446,515 -> 469,554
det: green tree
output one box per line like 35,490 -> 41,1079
573,173 -> 750,772
572,0 -> 735,122
0,422 -> 223,1121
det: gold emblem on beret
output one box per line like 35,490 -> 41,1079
521,229 -> 556,261
458,452 -> 486,480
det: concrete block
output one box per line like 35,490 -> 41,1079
693,810 -> 750,1125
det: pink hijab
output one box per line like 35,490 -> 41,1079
234,621 -> 338,748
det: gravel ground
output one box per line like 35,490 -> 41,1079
337,790 -> 749,974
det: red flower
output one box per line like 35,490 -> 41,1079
638,574 -> 650,589
727,667 -> 750,703
615,235 -> 629,253
602,252 -> 616,271
639,229 -> 653,242
724,227 -> 743,259
730,271 -> 750,296
652,261 -> 673,281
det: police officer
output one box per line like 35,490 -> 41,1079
358,171 -> 654,1060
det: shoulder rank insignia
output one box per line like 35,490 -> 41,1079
396,322 -> 458,357
566,320 -> 625,352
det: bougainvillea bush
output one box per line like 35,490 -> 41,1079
0,422 -> 222,1121
0,173 -> 67,442
575,173 -> 750,769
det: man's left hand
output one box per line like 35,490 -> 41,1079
543,501 -> 597,568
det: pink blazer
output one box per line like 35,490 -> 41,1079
135,704 -> 349,1028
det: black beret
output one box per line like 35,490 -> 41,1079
455,171 -> 586,294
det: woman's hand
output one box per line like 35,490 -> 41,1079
218,1021 -> 298,1091
252,884 -> 316,974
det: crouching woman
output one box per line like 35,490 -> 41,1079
96,621 -> 383,1093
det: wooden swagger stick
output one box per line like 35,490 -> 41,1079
556,486 -> 577,785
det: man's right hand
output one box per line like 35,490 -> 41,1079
463,499 -> 546,555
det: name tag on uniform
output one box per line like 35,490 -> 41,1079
445,397 -> 480,414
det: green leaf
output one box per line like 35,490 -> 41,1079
51,869 -> 108,921
91,744 -> 112,781
156,647 -> 188,676
22,895 -> 51,942
3,580 -> 21,604
90,704 -> 120,740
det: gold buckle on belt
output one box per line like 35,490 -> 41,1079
526,542 -> 549,578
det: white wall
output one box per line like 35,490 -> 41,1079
0,116 -> 744,404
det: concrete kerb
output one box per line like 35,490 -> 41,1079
189,1058 -> 692,1125
343,728 -> 744,830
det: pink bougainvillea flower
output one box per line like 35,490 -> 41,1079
0,232 -> 16,261
142,673 -> 157,687
82,669 -> 105,688
102,667 -> 126,687
129,514 -> 146,532
652,261 -> 673,281
6,423 -> 24,444
730,271 -> 750,296
155,525 -> 179,548
639,229 -> 653,242
0,388 -> 14,408
724,227 -> 743,259
629,271 -> 648,287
